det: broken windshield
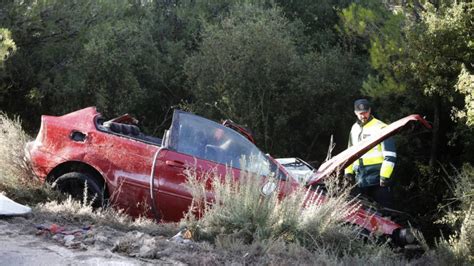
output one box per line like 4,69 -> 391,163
168,111 -> 270,176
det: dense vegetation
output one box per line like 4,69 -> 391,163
1,0 -> 472,261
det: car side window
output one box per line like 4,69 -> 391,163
172,112 -> 270,176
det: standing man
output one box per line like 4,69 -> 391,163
344,99 -> 396,208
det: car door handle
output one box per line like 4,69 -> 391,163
165,160 -> 185,169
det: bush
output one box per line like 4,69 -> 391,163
181,161 -> 401,262
0,112 -> 34,180
0,112 -> 61,204
424,164 -> 474,265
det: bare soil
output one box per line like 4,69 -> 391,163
0,213 -> 271,265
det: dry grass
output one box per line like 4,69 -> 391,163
0,112 -> 34,181
33,197 -> 178,237
421,164 -> 474,265
180,161 -> 403,263
0,112 -> 63,204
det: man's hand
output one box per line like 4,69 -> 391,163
344,173 -> 354,183
380,178 -> 390,187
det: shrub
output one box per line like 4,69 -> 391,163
0,112 -> 34,181
424,164 -> 474,265
181,161 -> 400,261
0,112 -> 61,204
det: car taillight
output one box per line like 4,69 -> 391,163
36,116 -> 45,144
400,228 -> 415,244
26,116 -> 46,155
24,141 -> 34,161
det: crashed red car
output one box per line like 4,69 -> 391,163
26,107 -> 430,247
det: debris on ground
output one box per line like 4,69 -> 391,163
169,228 -> 193,244
0,193 -> 31,216
35,223 -> 92,249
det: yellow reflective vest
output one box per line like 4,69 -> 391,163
344,117 -> 396,187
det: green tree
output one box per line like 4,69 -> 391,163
0,0 -> 268,133
185,4 -> 301,152
340,0 -> 474,167
0,0 -> 113,127
56,4 -> 155,117
0,0 -> 191,132
185,3 -> 363,157
455,66 -> 474,127
291,48 -> 366,159
0,28 -> 16,66
275,0 -> 352,50
0,27 -> 16,106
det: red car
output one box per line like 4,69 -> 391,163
26,107 -> 431,247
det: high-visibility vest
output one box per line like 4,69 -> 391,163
344,117 -> 396,186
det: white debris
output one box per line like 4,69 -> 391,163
0,193 -> 31,216
169,229 -> 192,244
64,235 -> 75,246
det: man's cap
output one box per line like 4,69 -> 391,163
354,99 -> 371,112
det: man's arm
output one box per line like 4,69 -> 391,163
344,128 -> 355,177
380,137 -> 396,186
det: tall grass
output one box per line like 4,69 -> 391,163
0,112 -> 61,204
0,112 -> 34,181
34,197 -> 178,236
423,164 -> 474,265
181,161 -> 400,262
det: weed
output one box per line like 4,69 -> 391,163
425,164 -> 474,265
0,112 -> 34,181
0,112 -> 63,204
181,160 -> 399,262
34,197 -> 178,236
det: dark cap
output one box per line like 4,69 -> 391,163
354,99 -> 371,112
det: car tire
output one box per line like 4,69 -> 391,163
54,172 -> 106,208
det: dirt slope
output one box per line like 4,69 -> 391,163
0,215 -> 254,265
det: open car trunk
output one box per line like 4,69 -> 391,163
308,114 -> 431,186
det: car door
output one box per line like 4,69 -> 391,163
153,110 -> 275,222
90,127 -> 159,218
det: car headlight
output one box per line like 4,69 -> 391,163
400,228 -> 415,244
392,228 -> 416,245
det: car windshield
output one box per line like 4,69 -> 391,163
284,162 -> 313,172
168,111 -> 271,176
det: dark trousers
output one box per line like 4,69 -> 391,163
353,185 -> 394,209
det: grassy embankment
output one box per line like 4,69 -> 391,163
0,113 -> 472,265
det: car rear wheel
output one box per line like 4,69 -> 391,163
54,172 -> 106,208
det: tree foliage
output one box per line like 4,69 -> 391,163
455,66 -> 474,126
185,4 -> 301,152
276,0 -> 352,49
0,28 -> 16,66
340,0 -> 474,165
185,3 -> 363,156
405,1 -> 472,98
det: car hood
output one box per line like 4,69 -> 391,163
307,114 -> 431,186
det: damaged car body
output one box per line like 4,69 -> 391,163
26,107 -> 431,247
